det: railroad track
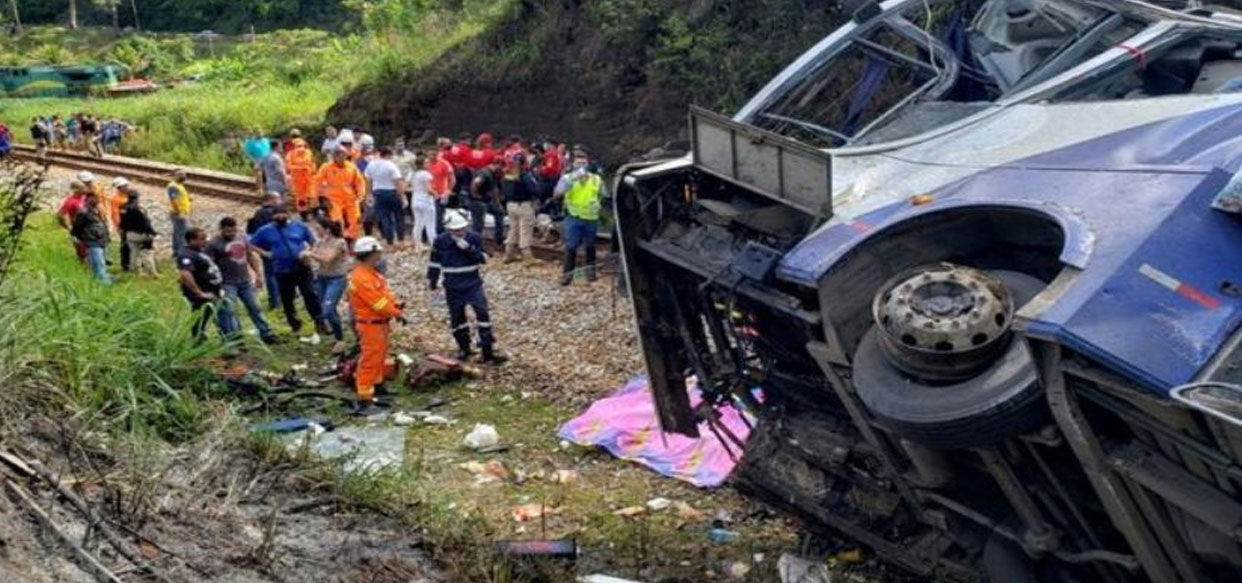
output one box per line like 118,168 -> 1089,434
11,144 -> 261,203
10,143 -> 603,262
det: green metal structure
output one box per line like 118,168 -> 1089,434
0,65 -> 120,98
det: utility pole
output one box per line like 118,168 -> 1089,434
129,0 -> 139,31
110,1 -> 119,32
8,0 -> 20,33
69,0 -> 78,30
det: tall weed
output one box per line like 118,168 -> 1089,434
0,220 -> 220,441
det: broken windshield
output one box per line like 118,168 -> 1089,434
740,0 -> 1138,148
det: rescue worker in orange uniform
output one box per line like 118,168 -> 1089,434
347,236 -> 405,415
312,145 -> 367,242
285,136 -> 317,219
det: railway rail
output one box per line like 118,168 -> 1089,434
9,144 -> 602,263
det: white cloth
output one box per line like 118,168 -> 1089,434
364,159 -> 403,191
407,169 -> 435,206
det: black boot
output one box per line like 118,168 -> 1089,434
586,266 -> 598,282
481,345 -> 508,365
455,345 -> 474,362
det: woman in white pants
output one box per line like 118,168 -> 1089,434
407,154 -> 437,252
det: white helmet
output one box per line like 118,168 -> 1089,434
112,177 -> 129,188
337,129 -> 356,144
359,133 -> 375,147
444,210 -> 470,231
353,236 -> 383,254
77,171 -> 96,183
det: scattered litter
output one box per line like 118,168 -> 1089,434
475,443 -> 511,454
463,424 -> 501,450
728,561 -> 751,578
675,501 -> 704,521
495,538 -> 579,560
645,497 -> 672,512
396,353 -> 415,367
832,548 -> 864,565
424,415 -> 451,425
753,553 -> 765,564
579,576 -> 646,583
707,526 -> 740,544
778,553 -> 832,583
290,363 -> 309,372
307,422 -> 326,436
613,506 -> 645,517
511,503 -> 561,522
294,425 -> 406,472
558,376 -> 762,488
248,416 -> 334,434
392,412 -> 418,426
551,469 -> 580,484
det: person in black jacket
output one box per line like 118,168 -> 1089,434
119,190 -> 158,276
71,194 -> 111,284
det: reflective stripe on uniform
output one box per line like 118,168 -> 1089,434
373,297 -> 390,310
441,265 -> 480,274
453,323 -> 472,331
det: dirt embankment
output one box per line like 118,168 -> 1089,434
328,0 -> 846,166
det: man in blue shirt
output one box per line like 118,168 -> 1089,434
249,204 -> 326,340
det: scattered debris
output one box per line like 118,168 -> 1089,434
423,415 -> 451,425
551,469 -> 580,484
778,553 -> 832,583
579,575 -> 646,583
675,501 -> 705,521
707,525 -> 740,544
511,503 -> 561,522
459,460 -> 509,483
392,411 -> 418,426
248,416 -> 334,434
645,497 -> 673,511
495,538 -> 579,560
832,548 -> 865,565
463,423 -> 501,450
728,561 -> 751,578
613,505 -> 646,517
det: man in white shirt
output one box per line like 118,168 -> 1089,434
363,146 -> 407,247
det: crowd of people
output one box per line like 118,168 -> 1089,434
54,124 -> 610,416
29,113 -> 134,158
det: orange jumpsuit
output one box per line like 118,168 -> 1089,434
312,161 -> 366,239
347,262 -> 403,401
286,141 -> 316,213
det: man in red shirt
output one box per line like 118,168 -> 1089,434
58,181 -> 92,264
447,133 -> 473,167
465,134 -> 496,171
429,139 -> 456,234
502,135 -> 526,172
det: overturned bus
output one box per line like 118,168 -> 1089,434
614,1 -> 1242,581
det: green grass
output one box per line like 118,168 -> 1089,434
0,213 -> 222,440
0,3 -> 513,173
0,211 -> 796,582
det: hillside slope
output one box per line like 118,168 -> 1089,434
329,0 -> 847,164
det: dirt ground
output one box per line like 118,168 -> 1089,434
11,166 -> 833,583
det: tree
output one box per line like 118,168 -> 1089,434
68,0 -> 77,29
129,0 -> 139,30
91,0 -> 120,31
7,0 -> 20,32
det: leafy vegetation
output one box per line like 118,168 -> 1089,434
4,0 -> 360,34
0,2 -> 510,172
0,213 -> 221,441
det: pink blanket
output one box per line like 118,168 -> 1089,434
557,376 -> 759,488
